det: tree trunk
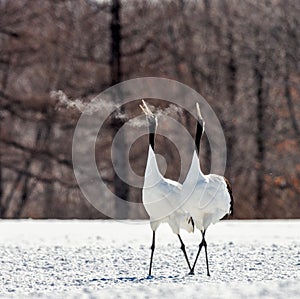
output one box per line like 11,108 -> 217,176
110,0 -> 122,86
0,58 -> 10,217
13,124 -> 45,218
42,116 -> 54,218
254,54 -> 265,209
223,1 -> 237,176
110,0 -> 129,219
284,69 -> 300,146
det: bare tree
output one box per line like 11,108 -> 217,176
1,0 -> 300,219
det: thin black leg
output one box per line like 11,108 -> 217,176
190,230 -> 209,275
148,230 -> 155,277
203,234 -> 210,276
178,234 -> 192,272
190,240 -> 203,275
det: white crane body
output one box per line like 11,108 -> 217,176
143,146 -> 193,234
182,153 -> 231,231
180,103 -> 233,275
140,101 -> 194,277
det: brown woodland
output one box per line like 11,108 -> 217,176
0,0 -> 299,219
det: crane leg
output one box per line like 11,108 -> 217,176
148,230 -> 155,277
203,233 -> 210,276
177,234 -> 192,272
190,230 -> 209,275
190,240 -> 203,275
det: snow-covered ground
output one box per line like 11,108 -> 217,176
0,220 -> 299,298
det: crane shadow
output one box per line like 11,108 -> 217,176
90,274 -> 181,283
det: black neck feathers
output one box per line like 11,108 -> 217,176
149,132 -> 155,150
148,119 -> 157,151
195,120 -> 204,155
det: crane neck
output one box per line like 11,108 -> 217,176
148,118 -> 157,151
195,120 -> 204,155
149,132 -> 155,151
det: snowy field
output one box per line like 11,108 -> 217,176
0,220 -> 299,298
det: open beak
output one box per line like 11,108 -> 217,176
139,99 -> 154,116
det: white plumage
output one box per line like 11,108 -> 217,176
182,103 -> 233,275
143,146 -> 193,234
182,152 -> 231,231
140,100 -> 193,277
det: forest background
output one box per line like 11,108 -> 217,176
1,0 -> 299,219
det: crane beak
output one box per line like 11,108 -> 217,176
140,99 -> 154,116
139,104 -> 147,115
196,103 -> 203,120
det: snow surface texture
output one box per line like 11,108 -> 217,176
0,220 -> 299,298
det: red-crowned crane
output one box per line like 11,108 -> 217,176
182,103 -> 234,276
140,100 -> 194,277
